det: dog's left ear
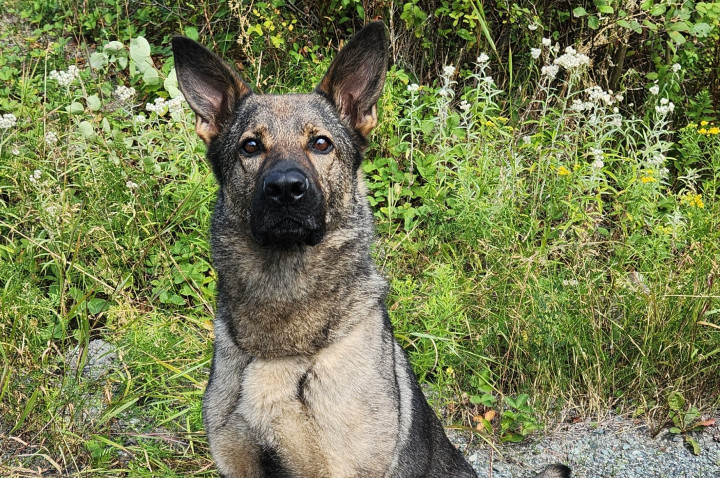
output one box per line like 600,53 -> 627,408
316,22 -> 389,141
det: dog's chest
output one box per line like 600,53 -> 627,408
237,322 -> 400,476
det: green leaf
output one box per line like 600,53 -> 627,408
66,101 -> 84,115
685,436 -> 701,455
129,36 -> 154,73
184,26 -> 199,41
78,120 -> 95,139
588,15 -> 600,29
669,426 -> 682,434
617,19 -> 632,29
650,4 -> 667,15
89,52 -> 108,69
143,67 -> 160,86
164,67 -> 180,97
668,30 -> 686,44
691,22 -> 713,37
573,7 -> 587,17
668,391 -> 685,411
86,94 -> 102,111
597,5 -> 614,14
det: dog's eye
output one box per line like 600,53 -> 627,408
241,139 -> 262,155
311,136 -> 333,153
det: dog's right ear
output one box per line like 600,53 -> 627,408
171,37 -> 252,144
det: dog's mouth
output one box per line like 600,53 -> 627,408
250,211 -> 326,248
252,215 -> 325,247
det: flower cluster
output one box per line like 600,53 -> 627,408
49,65 -> 80,87
680,193 -> 704,209
0,113 -> 17,129
126,180 -> 139,190
557,165 -> 571,176
146,97 -> 169,115
29,169 -> 42,183
168,95 -> 185,114
562,279 -> 579,287
114,85 -> 136,103
649,84 -> 660,95
654,98 -> 675,116
407,83 -> 420,93
553,46 -> 590,71
45,131 -> 58,145
541,64 -> 559,79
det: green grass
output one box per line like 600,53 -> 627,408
2,1 -> 720,475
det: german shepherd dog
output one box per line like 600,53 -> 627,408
172,22 -> 570,478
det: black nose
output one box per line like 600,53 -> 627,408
263,169 -> 309,205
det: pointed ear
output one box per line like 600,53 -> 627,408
171,37 -> 252,144
316,22 -> 389,140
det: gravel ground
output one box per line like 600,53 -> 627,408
449,414 -> 720,478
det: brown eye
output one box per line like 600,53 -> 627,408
312,136 -> 333,153
241,139 -> 262,155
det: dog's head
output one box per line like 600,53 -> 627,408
172,23 -> 388,248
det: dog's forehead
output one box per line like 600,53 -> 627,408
239,93 -> 336,133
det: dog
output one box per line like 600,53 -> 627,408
172,21 -> 570,478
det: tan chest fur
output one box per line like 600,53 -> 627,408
237,314 -> 400,477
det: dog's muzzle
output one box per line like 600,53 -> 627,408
250,163 -> 326,247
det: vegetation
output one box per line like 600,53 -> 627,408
1,0 -> 719,474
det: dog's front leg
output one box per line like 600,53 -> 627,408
240,356 -> 330,478
204,321 -> 265,477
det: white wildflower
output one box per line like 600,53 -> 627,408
671,63 -> 681,73
477,53 -> 489,64
553,46 -> 590,70
615,94 -> 624,102
135,114 -> 147,123
591,148 -> 603,161
570,99 -> 592,112
649,84 -> 659,95
655,101 -> 675,116
649,153 -> 666,167
660,97 -> 669,105
610,116 -> 622,128
29,169 -> 42,183
126,180 -> 139,189
442,65 -> 456,78
562,279 -> 579,286
459,100 -> 470,112
146,97 -> 168,115
592,159 -> 604,169
407,83 -> 420,93
0,113 -> 17,129
531,48 -> 541,59
542,38 -> 552,47
11,146 -> 20,155
587,86 -> 614,105
45,131 -> 58,145
49,65 -> 80,87
438,88 -> 450,98
522,135 -> 532,144
114,85 -> 136,103
483,76 -> 494,85
528,23 -> 539,31
541,64 -> 559,79
168,94 -> 185,114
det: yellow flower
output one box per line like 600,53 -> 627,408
699,128 -> 708,134
701,120 -> 709,126
708,127 -> 720,135
557,166 -> 571,176
681,193 -> 705,208
445,367 -> 455,377
485,121 -> 494,127
641,176 -> 656,183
